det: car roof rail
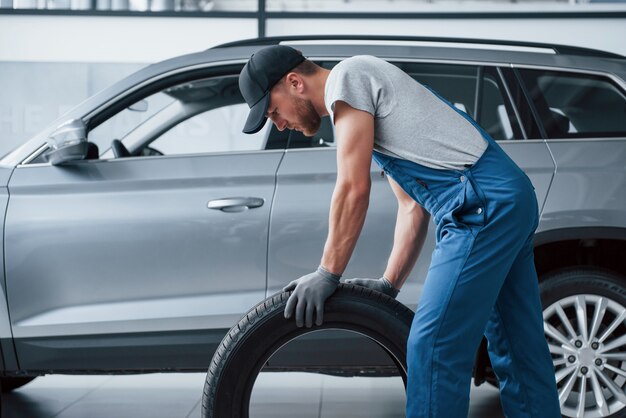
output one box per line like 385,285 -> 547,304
211,35 -> 624,59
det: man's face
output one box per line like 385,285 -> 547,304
266,78 -> 321,137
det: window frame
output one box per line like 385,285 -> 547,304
20,57 -> 626,166
511,63 -> 626,141
96,76 -> 277,160
94,73 -> 279,160
21,60 -> 251,165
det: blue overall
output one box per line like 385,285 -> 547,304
372,93 -> 561,417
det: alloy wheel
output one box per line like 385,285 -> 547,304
544,294 -> 626,418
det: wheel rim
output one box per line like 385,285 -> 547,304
233,324 -> 409,417
544,294 -> 626,418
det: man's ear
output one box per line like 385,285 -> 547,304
285,73 -> 304,93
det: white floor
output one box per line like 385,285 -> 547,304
2,373 -> 505,418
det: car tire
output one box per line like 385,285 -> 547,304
0,376 -> 36,393
540,267 -> 626,418
201,283 -> 414,418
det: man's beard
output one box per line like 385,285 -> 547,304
292,96 -> 321,137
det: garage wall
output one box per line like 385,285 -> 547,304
0,15 -> 256,155
0,15 -> 258,62
267,16 -> 626,57
1,9 -> 625,64
0,62 -> 146,156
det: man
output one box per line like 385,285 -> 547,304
239,45 -> 560,418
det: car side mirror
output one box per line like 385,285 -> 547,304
44,119 -> 89,165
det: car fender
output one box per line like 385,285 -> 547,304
0,165 -> 18,372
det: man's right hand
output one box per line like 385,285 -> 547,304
344,277 -> 400,298
283,266 -> 341,328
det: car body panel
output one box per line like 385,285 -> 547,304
541,138 -> 626,232
267,148 -> 428,309
6,151 -> 281,369
0,185 -> 12,371
497,140 -> 555,217
0,167 -> 16,370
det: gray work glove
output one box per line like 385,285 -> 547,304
283,266 -> 341,328
343,276 -> 400,298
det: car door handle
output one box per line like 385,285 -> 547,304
207,197 -> 265,213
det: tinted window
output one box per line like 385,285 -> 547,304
285,116 -> 336,149
400,63 -> 520,140
399,63 -> 478,113
478,68 -> 518,141
518,69 -> 626,139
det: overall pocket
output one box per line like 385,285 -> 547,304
451,178 -> 486,229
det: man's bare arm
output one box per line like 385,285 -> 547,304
320,100 -> 375,274
383,176 -> 430,289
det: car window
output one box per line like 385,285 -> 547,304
90,74 -> 275,159
478,70 -> 515,141
398,62 -> 479,114
89,92 -> 175,154
285,115 -> 336,150
147,102 -> 269,155
517,69 -> 626,139
286,61 -> 516,149
399,63 -> 516,141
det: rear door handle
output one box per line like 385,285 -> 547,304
207,197 -> 265,213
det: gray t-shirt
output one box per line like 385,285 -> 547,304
324,55 -> 487,170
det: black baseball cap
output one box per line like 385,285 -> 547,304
239,45 -> 306,134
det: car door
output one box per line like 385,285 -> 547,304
514,67 -> 626,233
267,60 -> 555,306
494,66 -> 555,215
4,72 -> 284,371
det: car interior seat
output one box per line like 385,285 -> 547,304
111,139 -> 132,158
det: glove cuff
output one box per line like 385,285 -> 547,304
317,265 -> 341,282
381,276 -> 400,297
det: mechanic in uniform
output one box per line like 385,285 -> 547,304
239,45 -> 561,418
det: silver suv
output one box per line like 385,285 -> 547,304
1,36 -> 625,418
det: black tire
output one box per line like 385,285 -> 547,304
540,267 -> 626,418
201,283 -> 414,418
0,376 -> 36,393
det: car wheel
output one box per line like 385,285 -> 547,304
0,376 -> 36,393
201,284 -> 414,418
541,267 -> 626,418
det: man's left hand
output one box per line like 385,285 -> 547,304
344,277 -> 400,298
